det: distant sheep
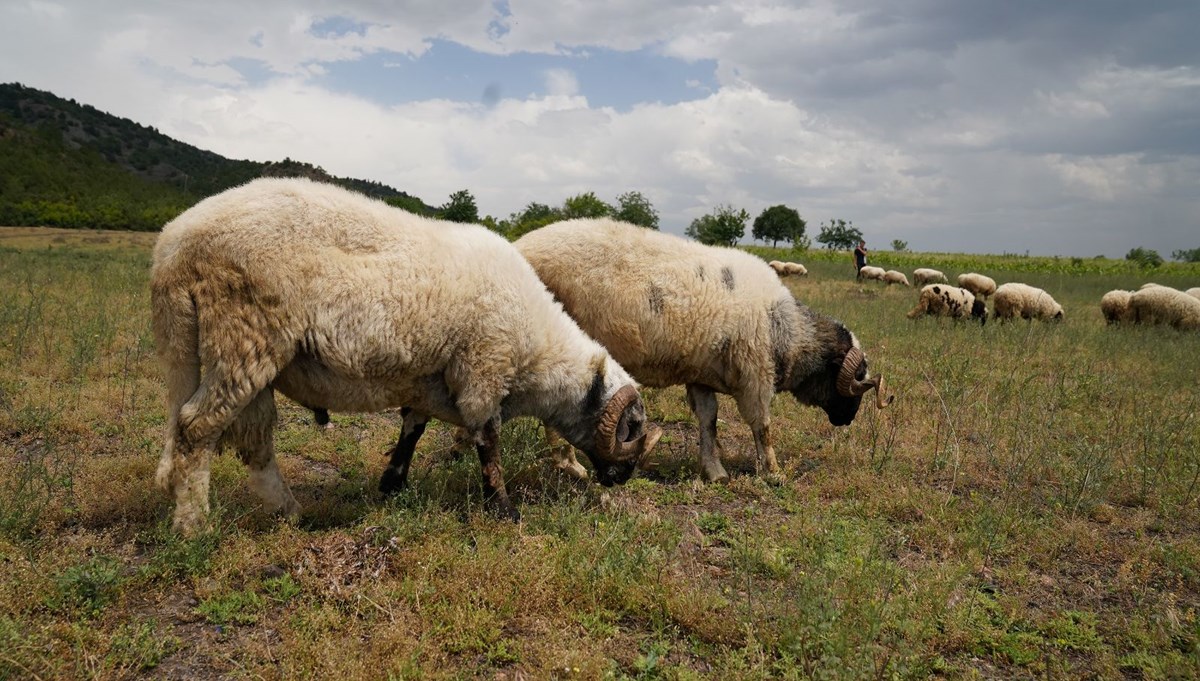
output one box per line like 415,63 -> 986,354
1128,286 -> 1200,330
993,283 -> 1064,322
768,261 -> 808,277
913,268 -> 947,286
957,273 -> 997,300
1100,290 -> 1134,324
907,285 -> 987,325
883,270 -> 911,287
151,178 -> 658,535
858,265 -> 886,282
517,219 -> 892,483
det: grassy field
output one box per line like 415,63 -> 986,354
1,227 -> 1198,680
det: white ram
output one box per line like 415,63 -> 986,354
883,270 -> 911,286
858,265 -> 886,282
515,219 -> 891,483
151,179 -> 659,535
1128,286 -> 1200,330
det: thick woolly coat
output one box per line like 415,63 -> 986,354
993,283 -> 1064,321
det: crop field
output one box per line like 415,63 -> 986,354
1,227 -> 1198,679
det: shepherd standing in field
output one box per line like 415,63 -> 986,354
854,239 -> 868,280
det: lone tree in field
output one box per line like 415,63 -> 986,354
816,219 -> 863,250
752,204 -> 806,248
1126,247 -> 1163,270
439,189 -> 479,223
686,204 -> 749,247
614,191 -> 659,229
891,239 -> 908,252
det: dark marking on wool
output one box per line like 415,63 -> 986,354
647,283 -> 665,314
584,367 -> 606,413
721,267 -> 735,291
768,300 -> 793,389
696,265 -> 707,281
718,336 -> 732,356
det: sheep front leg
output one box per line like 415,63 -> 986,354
544,426 -> 588,480
475,417 -> 521,522
686,384 -> 729,483
736,387 -> 780,476
380,408 -> 428,494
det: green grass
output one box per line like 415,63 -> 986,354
0,229 -> 1198,678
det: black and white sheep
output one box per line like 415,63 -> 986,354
957,273 -> 997,300
992,283 -> 1064,322
883,270 -> 911,286
769,261 -> 808,277
907,285 -> 987,325
1128,286 -> 1200,330
515,218 -> 891,483
913,268 -> 947,287
151,179 -> 659,535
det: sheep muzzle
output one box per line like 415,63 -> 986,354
836,347 -> 894,409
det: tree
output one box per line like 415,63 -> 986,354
613,190 -> 659,229
686,204 -> 749,247
751,204 -> 805,248
439,189 -> 478,223
506,202 -> 563,239
562,191 -> 614,219
815,219 -> 863,250
385,194 -> 433,216
1126,247 -> 1163,270
891,239 -> 908,252
1171,247 -> 1200,262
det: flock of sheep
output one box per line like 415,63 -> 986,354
772,261 -> 1199,330
151,179 -> 891,535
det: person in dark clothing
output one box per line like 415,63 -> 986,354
854,239 -> 868,279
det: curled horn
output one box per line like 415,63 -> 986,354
595,385 -> 657,462
836,347 -> 894,409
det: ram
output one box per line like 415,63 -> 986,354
515,219 -> 891,483
992,283 -> 1064,322
907,285 -> 987,325
913,268 -> 947,287
1128,286 -> 1200,330
957,273 -> 997,300
151,179 -> 658,535
882,270 -> 911,286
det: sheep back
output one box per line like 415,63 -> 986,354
993,283 -> 1064,321
859,265 -> 886,281
913,268 -> 947,286
1128,286 -> 1200,330
883,270 -> 911,286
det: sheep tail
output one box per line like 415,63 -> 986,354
151,280 -> 201,490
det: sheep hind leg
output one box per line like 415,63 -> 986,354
686,384 -> 729,483
544,425 -> 588,480
474,417 -> 521,522
380,408 -> 428,495
227,388 -> 299,522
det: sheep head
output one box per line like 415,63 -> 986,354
835,347 -> 893,411
591,385 -> 662,486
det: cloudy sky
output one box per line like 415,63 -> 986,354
2,1 -> 1198,256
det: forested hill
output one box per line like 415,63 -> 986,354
0,82 -> 433,230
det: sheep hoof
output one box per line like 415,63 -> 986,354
378,467 -> 407,495
322,422 -> 336,431
488,499 -> 522,523
701,462 -> 730,484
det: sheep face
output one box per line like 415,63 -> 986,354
589,397 -> 651,486
556,367 -> 661,487
971,299 -> 988,325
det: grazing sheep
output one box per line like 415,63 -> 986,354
769,261 -> 808,277
516,219 -> 892,483
151,178 -> 659,535
913,268 -> 947,286
1100,290 -> 1134,324
957,272 -> 998,300
1187,287 -> 1200,300
858,265 -> 886,282
907,285 -> 987,325
992,283 -> 1064,322
1128,286 -> 1200,330
883,270 -> 911,287
1139,283 -> 1163,290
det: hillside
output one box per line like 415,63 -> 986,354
0,82 -> 433,230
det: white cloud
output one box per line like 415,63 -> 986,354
542,68 -> 579,96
